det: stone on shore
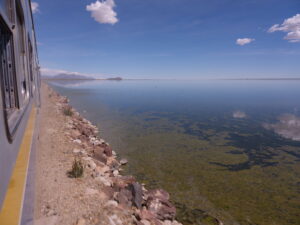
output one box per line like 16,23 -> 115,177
105,200 -> 119,208
146,189 -> 176,221
120,159 -> 128,165
73,139 -> 82,144
129,182 -> 143,209
95,176 -> 112,187
93,149 -> 108,164
115,188 -> 133,208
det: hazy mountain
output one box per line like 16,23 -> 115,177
42,73 -> 95,80
42,73 -> 122,80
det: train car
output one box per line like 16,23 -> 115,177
0,0 -> 40,224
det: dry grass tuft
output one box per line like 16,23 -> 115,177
67,158 -> 84,178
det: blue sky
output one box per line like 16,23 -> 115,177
32,0 -> 300,79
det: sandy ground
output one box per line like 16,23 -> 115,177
34,83 -> 134,225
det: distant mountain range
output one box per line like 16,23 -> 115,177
42,73 -> 95,80
42,73 -> 122,80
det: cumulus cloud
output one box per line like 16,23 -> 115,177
236,38 -> 255,46
233,111 -> 247,119
268,14 -> 300,43
263,114 -> 300,141
86,0 -> 118,25
31,2 -> 39,14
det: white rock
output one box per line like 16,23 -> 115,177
46,209 -> 57,217
171,221 -> 183,225
113,170 -> 119,176
90,137 -> 96,142
120,159 -> 128,165
73,149 -> 81,154
140,220 -> 151,225
87,161 -> 97,170
73,139 -> 82,144
105,200 -> 118,208
95,165 -> 110,175
80,150 -> 87,155
95,176 -> 111,187
82,157 -> 92,161
66,124 -> 73,129
108,214 -> 122,225
93,140 -> 101,145
112,151 -> 117,156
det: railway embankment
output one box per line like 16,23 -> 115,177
34,83 -> 182,225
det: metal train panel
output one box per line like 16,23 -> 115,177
0,0 -> 40,211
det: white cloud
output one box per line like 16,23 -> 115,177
233,110 -> 247,119
236,38 -> 255,46
31,2 -> 39,14
86,0 -> 118,25
264,114 -> 300,141
268,14 -> 300,43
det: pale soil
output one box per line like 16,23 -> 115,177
34,83 -> 134,225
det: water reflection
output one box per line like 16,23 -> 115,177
49,80 -> 300,225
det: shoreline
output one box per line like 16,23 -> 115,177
34,83 -> 185,225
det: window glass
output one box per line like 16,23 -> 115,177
0,21 -> 19,118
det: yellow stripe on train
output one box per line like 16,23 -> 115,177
0,107 -> 36,225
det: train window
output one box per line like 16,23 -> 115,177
28,40 -> 35,94
0,19 -> 19,118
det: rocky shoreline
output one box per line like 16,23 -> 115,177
48,85 -> 182,225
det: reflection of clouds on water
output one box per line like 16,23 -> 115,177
47,80 -> 96,87
233,110 -> 247,119
264,114 -> 300,141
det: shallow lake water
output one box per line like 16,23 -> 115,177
49,80 -> 300,225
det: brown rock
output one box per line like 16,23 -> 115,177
107,158 -> 120,169
146,197 -> 176,221
102,186 -> 115,199
95,165 -> 110,175
139,209 -> 156,221
115,188 -> 133,208
93,149 -> 107,164
113,176 -> 136,189
70,129 -> 81,139
103,145 -> 113,157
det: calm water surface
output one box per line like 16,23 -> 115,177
49,80 -> 300,225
